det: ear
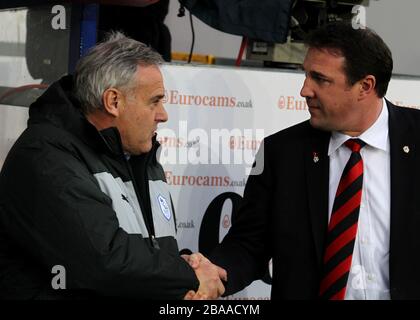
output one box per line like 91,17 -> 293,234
102,88 -> 124,117
359,75 -> 376,98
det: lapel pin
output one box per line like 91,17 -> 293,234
403,146 -> 410,154
313,152 -> 319,163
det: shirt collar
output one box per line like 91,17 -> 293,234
328,98 -> 389,156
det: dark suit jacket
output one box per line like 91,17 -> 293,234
210,101 -> 420,299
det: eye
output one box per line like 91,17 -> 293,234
150,95 -> 165,107
150,99 -> 160,107
313,75 -> 329,84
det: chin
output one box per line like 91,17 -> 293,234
309,117 -> 320,128
138,143 -> 153,155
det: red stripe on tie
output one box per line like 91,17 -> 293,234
319,139 -> 365,300
328,190 -> 362,231
319,255 -> 353,296
345,140 -> 363,152
330,287 -> 346,300
324,223 -> 358,263
335,160 -> 363,196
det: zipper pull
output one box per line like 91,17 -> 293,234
151,235 -> 160,249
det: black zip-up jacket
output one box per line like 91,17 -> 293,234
0,75 -> 199,299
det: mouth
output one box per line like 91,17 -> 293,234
307,100 -> 320,108
308,105 -> 320,111
306,99 -> 319,109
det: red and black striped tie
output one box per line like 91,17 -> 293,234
319,138 -> 366,300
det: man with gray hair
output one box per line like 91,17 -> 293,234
0,32 -> 225,299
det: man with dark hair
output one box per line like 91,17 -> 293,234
187,22 -> 420,300
304,22 -> 393,98
0,32 -> 225,299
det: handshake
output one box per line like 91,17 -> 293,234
182,253 -> 227,300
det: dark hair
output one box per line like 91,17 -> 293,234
304,22 -> 393,98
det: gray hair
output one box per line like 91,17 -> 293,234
74,31 -> 164,114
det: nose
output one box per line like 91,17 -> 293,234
156,103 -> 168,123
300,77 -> 314,98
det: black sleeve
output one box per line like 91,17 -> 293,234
209,139 -> 273,295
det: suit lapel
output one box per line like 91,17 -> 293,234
304,128 -> 330,268
388,102 -> 417,298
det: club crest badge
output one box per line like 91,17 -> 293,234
157,194 -> 171,221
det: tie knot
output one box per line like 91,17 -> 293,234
344,138 -> 366,153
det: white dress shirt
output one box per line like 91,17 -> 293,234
328,99 -> 391,300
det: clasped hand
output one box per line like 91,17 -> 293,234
182,253 -> 227,300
